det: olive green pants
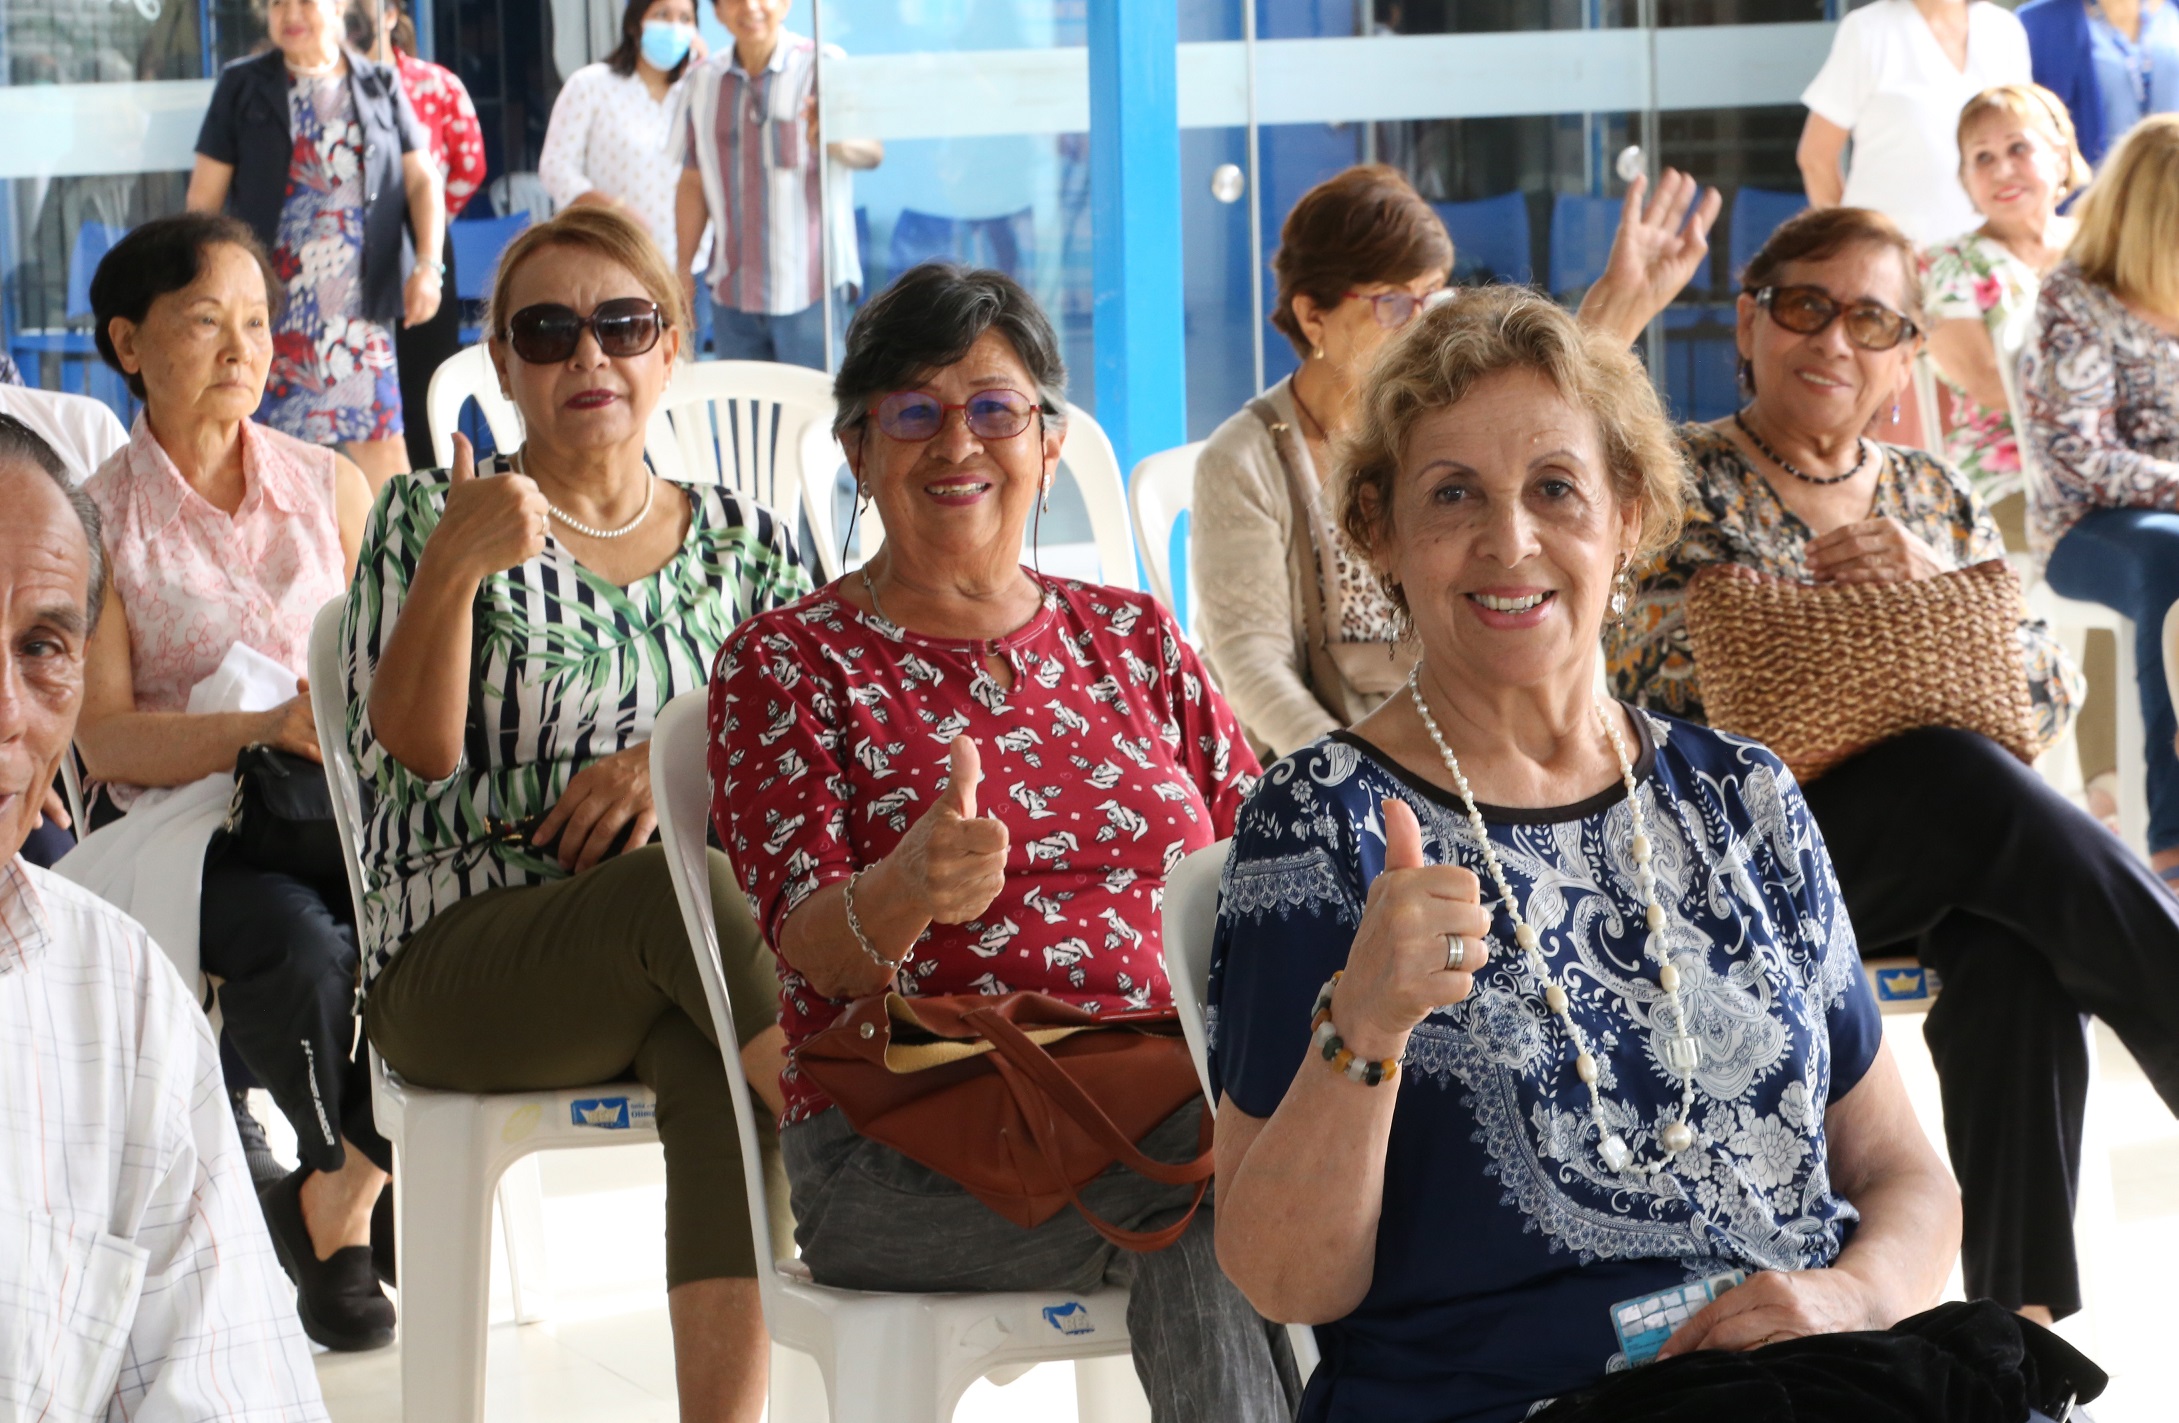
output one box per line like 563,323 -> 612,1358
364,844 -> 787,1286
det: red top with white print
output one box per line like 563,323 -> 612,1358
709,574 -> 1260,1123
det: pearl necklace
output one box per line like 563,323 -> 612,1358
1405,666 -> 1704,1176
517,450 -> 656,540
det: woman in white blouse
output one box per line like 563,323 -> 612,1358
1800,0 -> 2034,244
539,0 -> 703,258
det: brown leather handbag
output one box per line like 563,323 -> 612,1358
792,990 -> 1212,1251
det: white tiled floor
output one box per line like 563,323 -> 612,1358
301,1018 -> 2179,1421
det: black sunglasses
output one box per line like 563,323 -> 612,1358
1753,285 -> 1920,352
503,298 -> 665,364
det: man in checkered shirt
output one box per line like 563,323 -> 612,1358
0,414 -> 326,1420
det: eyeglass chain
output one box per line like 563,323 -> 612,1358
1404,665 -> 1707,1176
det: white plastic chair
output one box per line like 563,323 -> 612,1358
308,599 -> 657,1423
424,344 -> 525,470
854,401 -> 1140,591
1160,839 -> 1322,1387
649,691 -> 1151,1422
1997,306 -> 2149,856
1128,441 -> 1206,638
647,359 -> 842,580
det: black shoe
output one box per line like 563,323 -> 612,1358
369,1182 -> 395,1287
260,1166 -> 396,1352
230,1090 -> 289,1195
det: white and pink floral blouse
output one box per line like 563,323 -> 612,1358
85,416 -> 344,808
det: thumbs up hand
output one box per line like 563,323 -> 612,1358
1332,797 -> 1494,1063
889,735 -> 1011,925
431,434 -> 550,583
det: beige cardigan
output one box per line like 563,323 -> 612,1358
1194,378 -> 1396,758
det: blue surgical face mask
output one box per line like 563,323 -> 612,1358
640,20 -> 695,70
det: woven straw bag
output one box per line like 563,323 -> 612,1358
1681,558 -> 2037,783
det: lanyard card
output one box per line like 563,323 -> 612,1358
1609,1268 -> 1746,1366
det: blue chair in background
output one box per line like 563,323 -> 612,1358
1549,192 -> 1715,302
887,208 -> 1034,286
1728,187 -> 1808,289
449,211 -> 532,345
8,221 -> 130,413
1432,193 -> 1532,287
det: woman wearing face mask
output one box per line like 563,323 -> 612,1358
1921,84 -> 2090,508
1194,163 -> 1717,758
539,0 -> 706,261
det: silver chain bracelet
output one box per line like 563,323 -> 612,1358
843,866 -> 901,978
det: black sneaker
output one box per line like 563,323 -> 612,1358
230,1090 -> 288,1195
260,1166 -> 396,1352
369,1182 -> 395,1287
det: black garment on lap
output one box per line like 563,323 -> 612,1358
1800,727 -> 2179,1317
199,847 -> 388,1175
1532,1300 -> 2103,1423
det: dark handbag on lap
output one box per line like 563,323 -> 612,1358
215,744 -> 345,882
794,990 -> 1212,1252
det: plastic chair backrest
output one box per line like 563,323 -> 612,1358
647,359 -> 839,579
449,212 -> 533,305
1548,194 -> 1619,300
1159,839 -> 1231,1100
1728,187 -> 1808,287
651,692 -> 789,1306
307,599 -> 374,929
68,222 -> 127,321
1433,193 -> 1532,287
424,344 -> 526,469
1128,441 -> 1205,632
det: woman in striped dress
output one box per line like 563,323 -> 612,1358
341,206 -> 806,1422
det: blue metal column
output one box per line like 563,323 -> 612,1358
1087,0 -> 1185,479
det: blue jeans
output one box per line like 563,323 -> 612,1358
2044,507 -> 2179,854
710,301 -> 829,370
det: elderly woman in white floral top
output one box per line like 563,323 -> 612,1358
1921,83 -> 2088,506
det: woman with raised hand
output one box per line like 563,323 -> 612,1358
188,0 -> 445,489
1211,286 -> 1978,1422
1196,162 -> 1716,758
1616,203 -> 2179,1327
344,206 -> 806,1423
72,212 -> 385,1351
710,262 -> 1295,1421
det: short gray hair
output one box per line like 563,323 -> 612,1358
0,415 -> 105,630
832,263 -> 1068,440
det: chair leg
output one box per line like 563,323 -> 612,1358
392,1099 -> 498,1423
495,1154 -> 553,1326
1074,1353 -> 1152,1423
2116,622 -> 2150,858
821,1304 -> 946,1423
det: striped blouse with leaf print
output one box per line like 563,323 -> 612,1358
341,455 -> 812,987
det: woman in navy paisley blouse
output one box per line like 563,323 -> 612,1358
1209,287 -> 1964,1423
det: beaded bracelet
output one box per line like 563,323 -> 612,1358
843,867 -> 905,977
1310,972 -> 1400,1087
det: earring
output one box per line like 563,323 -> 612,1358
1041,479 -> 1052,514
1312,345 -> 1324,362
1891,401 -> 1901,425
1609,553 -> 1632,621
1735,357 -> 1755,399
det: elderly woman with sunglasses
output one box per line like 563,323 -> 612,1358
1609,204 -> 2179,1328
708,262 -> 1298,1420
1197,163 -> 1718,758
342,206 -> 808,1423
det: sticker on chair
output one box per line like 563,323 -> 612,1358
568,1095 -> 656,1130
1042,1301 -> 1094,1337
1874,966 -> 1941,1002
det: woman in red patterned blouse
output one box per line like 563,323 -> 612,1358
710,265 -> 1297,1418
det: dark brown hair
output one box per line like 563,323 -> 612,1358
1741,205 -> 1924,323
1270,164 -> 1455,358
90,212 -> 283,401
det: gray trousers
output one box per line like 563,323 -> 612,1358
782,1100 -> 1299,1423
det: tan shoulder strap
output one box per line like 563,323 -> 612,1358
1244,394 -> 1356,727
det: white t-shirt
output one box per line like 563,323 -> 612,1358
1802,0 -> 2032,245
537,62 -> 689,260
0,385 -> 128,484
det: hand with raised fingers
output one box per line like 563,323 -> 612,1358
1580,168 -> 1724,345
427,433 -> 549,583
885,736 -> 1010,925
1329,797 -> 1495,1064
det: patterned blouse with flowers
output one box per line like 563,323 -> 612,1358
1605,425 -> 2081,752
710,576 -> 1260,1124
393,49 -> 486,220
1921,232 -> 2041,501
2019,261 -> 2179,555
342,458 -> 811,985
86,416 -> 345,811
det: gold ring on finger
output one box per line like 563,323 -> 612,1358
1444,932 -> 1466,972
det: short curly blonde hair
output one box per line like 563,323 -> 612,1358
1336,286 -> 1688,611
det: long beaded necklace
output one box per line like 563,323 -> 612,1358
1732,410 -> 1871,488
1406,666 -> 1704,1176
